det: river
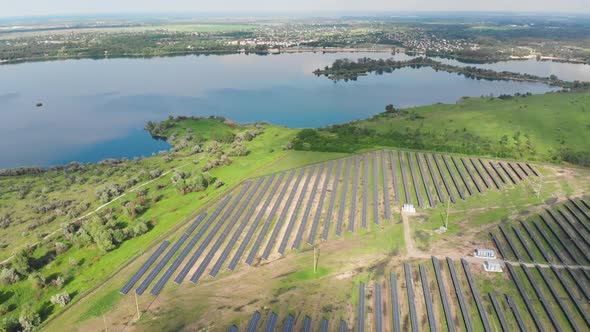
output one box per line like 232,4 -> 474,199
2,52 -> 585,168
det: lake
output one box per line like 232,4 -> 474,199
2,52 -> 585,168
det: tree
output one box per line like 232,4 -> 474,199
28,272 -> 46,289
11,250 -> 32,276
0,268 -> 19,285
18,305 -> 40,332
385,104 -> 396,113
50,291 -> 71,307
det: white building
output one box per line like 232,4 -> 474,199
484,261 -> 503,273
474,248 -> 496,259
402,204 -> 416,213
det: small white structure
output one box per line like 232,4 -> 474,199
402,203 -> 416,213
484,261 -> 503,273
474,248 -> 496,259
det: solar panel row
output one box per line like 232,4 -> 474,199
407,152 -> 424,208
278,165 -> 315,254
419,264 -> 437,332
150,196 -> 233,295
239,172 -> 286,267
262,167 -> 306,259
382,152 -> 393,219
323,159 -> 343,240
461,258 -> 491,332
431,257 -> 456,332
350,155 -> 359,232
192,178 -> 266,282
404,263 -> 419,332
336,158 -> 351,236
446,257 -> 474,332
211,176 -> 274,275
294,164 -> 324,249
308,161 -> 333,245
120,240 -> 169,295
415,152 -> 435,208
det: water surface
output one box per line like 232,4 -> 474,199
0,52 -> 571,168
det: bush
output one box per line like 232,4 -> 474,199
50,291 -> 71,307
11,250 -> 32,276
54,241 -> 68,254
0,268 -> 19,285
53,275 -> 65,289
28,272 -> 46,289
131,221 -> 149,237
0,317 -> 18,332
68,257 -> 78,267
18,305 -> 40,332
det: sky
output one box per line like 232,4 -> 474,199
1,0 -> 589,18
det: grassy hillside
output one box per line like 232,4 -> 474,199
293,92 -> 590,166
0,117 -> 348,331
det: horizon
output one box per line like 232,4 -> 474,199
1,10 -> 590,23
1,0 -> 590,19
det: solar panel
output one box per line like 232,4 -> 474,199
361,154 -> 368,229
294,163 -> 324,249
520,265 -> 562,331
404,263 -> 419,332
278,165 -> 315,254
350,155 -> 360,232
506,294 -> 526,332
461,258 -> 492,332
173,183 -> 251,284
262,168 -> 305,259
266,312 -> 278,332
431,257 -> 456,332
451,156 -> 474,196
382,151 -> 393,218
374,283 -> 383,332
336,158 -> 351,236
151,195 -> 233,295
489,293 -> 508,332
398,151 -> 411,204
416,152 -> 435,208
357,281 -> 365,332
390,151 -> 401,204
433,154 -> 456,203
236,172 -> 285,268
284,315 -> 294,332
389,272 -> 401,332
120,240 -> 169,295
442,154 -> 465,200
536,265 -> 581,331
407,152 -> 424,208
419,264 -> 437,332
424,153 -> 445,204
446,257 -> 473,332
247,311 -> 261,332
322,159 -> 343,240
372,152 -> 379,224
308,161 -> 333,245
191,178 -> 265,282
211,176 -> 274,275
506,264 -> 545,332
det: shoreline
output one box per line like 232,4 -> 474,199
1,47 -> 588,66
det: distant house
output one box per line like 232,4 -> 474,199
474,248 -> 496,259
484,261 -> 503,273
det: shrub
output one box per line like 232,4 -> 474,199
131,221 -> 149,237
53,275 -> 65,289
0,268 -> 19,285
50,291 -> 71,307
18,305 -> 40,332
28,272 -> 46,289
0,317 -> 18,332
11,250 -> 32,276
54,242 -> 68,254
68,257 -> 78,267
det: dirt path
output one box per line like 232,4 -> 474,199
402,212 -> 429,259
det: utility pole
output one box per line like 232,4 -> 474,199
444,194 -> 451,229
313,246 -> 319,273
135,292 -> 141,321
103,314 -> 108,332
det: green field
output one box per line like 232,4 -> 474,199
294,92 -> 590,166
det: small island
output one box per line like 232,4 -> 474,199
313,57 -> 590,89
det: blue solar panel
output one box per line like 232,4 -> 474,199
119,240 -> 169,295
